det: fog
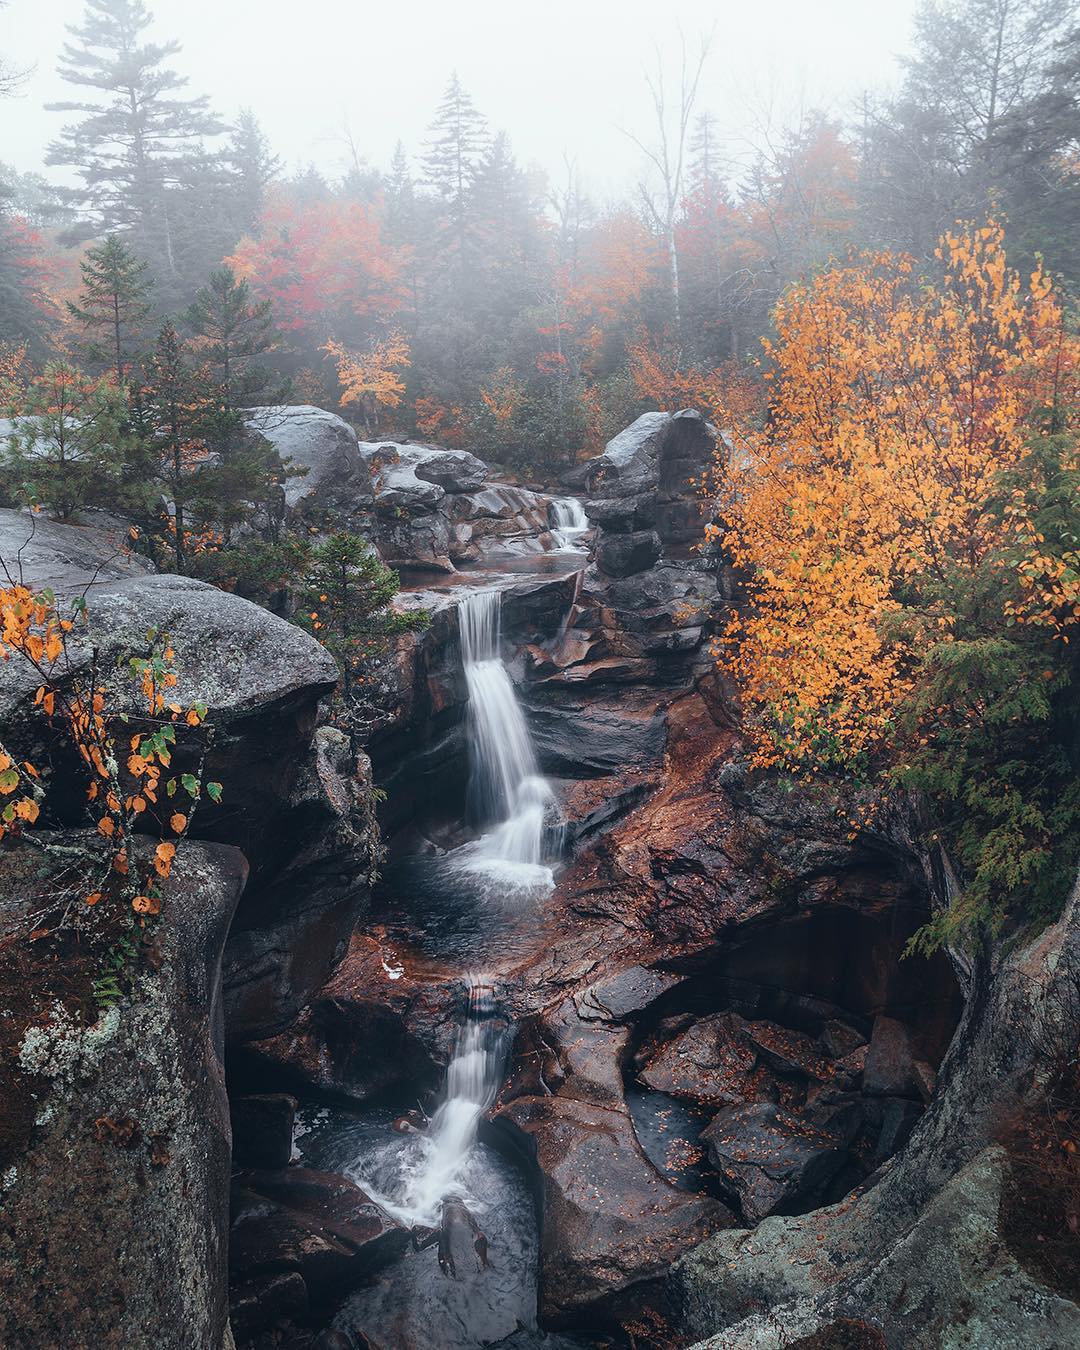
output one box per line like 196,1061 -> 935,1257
3,0 -> 918,195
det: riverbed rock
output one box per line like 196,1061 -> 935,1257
701,1102 -> 849,1223
595,528 -> 663,578
670,870 -> 1080,1348
862,1015 -> 920,1099
230,1168 -> 407,1328
638,1013 -> 761,1108
244,405 -> 360,511
499,1093 -> 730,1324
0,835 -> 247,1350
231,1092 -> 298,1170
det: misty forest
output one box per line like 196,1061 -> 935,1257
0,0 -> 1078,1346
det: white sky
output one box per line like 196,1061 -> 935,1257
1,0 -> 919,202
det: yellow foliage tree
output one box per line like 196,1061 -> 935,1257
715,221 -> 1071,770
713,220 -> 1080,943
324,331 -> 411,436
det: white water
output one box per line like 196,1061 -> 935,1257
456,589 -> 557,885
550,497 -> 588,551
350,977 -> 506,1229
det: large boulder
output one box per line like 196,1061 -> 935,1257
0,517 -> 379,1042
229,1167 -> 407,1339
701,1102 -> 849,1223
244,405 -> 361,511
584,410 -> 715,570
0,505 -> 151,596
358,441 -> 488,513
669,870 -> 1080,1348
0,835 -> 247,1350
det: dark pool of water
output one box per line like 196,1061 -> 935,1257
624,1085 -> 722,1197
370,853 -> 556,964
295,1106 -> 593,1350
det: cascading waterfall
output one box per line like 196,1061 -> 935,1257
456,589 -> 558,883
349,976 -> 508,1229
549,497 -> 589,551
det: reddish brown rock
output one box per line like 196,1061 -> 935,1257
638,1012 -> 762,1108
499,1093 -> 731,1323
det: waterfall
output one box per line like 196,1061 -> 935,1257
351,976 -> 508,1229
457,589 -> 557,879
549,497 -> 588,551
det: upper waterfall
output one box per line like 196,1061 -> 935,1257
457,589 -> 558,883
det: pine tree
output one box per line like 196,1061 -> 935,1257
422,73 -> 490,267
67,234 -> 153,383
138,320 -> 215,573
2,363 -> 127,520
185,265 -> 293,539
46,0 -> 224,273
227,110 -> 280,236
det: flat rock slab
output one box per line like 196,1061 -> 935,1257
639,1012 -> 763,1107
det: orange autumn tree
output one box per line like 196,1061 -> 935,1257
324,331 -> 411,436
715,221 -> 1080,946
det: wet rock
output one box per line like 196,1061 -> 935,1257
575,964 -> 681,1021
244,405 -> 361,511
359,442 -> 449,513
701,1102 -> 849,1223
0,836 -> 247,1350
230,1168 -> 407,1313
223,731 -> 381,1042
638,1012 -> 761,1108
411,446 -> 488,492
821,1019 -> 868,1060
670,874 -> 1080,1348
229,934 -> 450,1106
585,491 -> 658,531
231,1093 -> 298,1170
743,1020 -> 835,1082
230,1269 -> 308,1340
595,528 -> 662,577
498,1093 -> 730,1323
862,1015 -> 919,1099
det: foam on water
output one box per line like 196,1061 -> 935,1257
550,497 -> 589,551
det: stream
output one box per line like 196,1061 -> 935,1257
302,516 -> 591,1348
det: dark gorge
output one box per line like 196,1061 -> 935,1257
4,408 -> 1074,1349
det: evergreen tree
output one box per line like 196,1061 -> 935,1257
227,109 -> 280,236
422,73 -> 490,266
185,265 -> 294,539
1,363 -> 127,520
861,0 -> 1078,274
296,532 -> 426,748
67,234 -> 153,383
137,320 -> 215,573
0,214 -> 57,360
46,0 -> 224,274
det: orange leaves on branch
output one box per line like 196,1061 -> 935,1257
716,220 -> 1076,773
324,332 -> 411,427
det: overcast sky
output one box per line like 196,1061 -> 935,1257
2,0 -> 920,201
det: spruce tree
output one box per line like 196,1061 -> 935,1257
67,234 -> 153,383
46,0 -> 224,272
422,73 -> 490,265
185,266 -> 294,540
138,320 -> 215,573
227,110 -> 280,236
